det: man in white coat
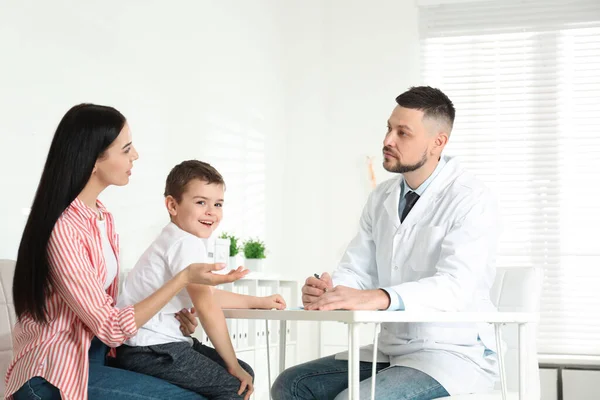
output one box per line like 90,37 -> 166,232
271,86 -> 500,400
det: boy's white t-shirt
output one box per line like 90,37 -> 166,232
118,222 -> 208,346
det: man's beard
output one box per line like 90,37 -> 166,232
383,148 -> 428,174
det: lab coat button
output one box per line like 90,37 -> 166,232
394,265 -> 399,270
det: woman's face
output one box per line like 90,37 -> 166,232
94,123 -> 139,187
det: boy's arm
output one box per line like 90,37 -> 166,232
187,284 -> 239,369
187,284 -> 253,399
213,289 -> 286,310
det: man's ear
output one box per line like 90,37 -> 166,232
165,195 -> 178,217
432,132 -> 449,155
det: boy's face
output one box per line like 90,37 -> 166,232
166,179 -> 224,238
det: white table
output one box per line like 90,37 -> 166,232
223,309 -> 537,400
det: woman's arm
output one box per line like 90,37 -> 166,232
133,266 -> 248,327
134,266 -> 247,327
48,223 -> 247,346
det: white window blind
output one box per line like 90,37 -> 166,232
419,0 -> 600,356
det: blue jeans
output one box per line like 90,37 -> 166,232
13,377 -> 61,400
271,355 -> 450,400
13,338 -> 206,400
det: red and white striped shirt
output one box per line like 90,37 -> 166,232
4,198 -> 138,400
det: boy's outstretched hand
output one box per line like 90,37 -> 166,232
259,294 -> 286,310
186,264 -> 249,286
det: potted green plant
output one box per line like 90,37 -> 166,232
242,237 -> 266,272
219,232 -> 240,269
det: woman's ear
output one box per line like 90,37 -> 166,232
165,196 -> 178,217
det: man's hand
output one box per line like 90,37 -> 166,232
302,272 -> 333,307
175,307 -> 198,336
304,286 -> 390,311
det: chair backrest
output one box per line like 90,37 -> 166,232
490,266 -> 544,399
0,259 -> 16,396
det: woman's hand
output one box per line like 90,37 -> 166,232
175,308 -> 198,336
185,264 -> 249,286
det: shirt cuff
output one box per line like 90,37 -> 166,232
381,287 -> 405,311
119,305 -> 139,336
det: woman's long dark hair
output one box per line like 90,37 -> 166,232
13,104 -> 126,323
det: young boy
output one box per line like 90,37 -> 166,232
116,160 -> 286,400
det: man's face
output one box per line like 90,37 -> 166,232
382,106 -> 432,174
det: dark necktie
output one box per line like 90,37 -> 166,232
400,191 -> 420,223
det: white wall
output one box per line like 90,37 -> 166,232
280,3 -> 599,398
0,0 -> 288,272
278,0 -> 421,362
0,0 -> 421,369
10,2 -> 594,399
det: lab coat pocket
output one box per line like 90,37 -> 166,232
409,226 -> 445,271
409,322 -> 479,345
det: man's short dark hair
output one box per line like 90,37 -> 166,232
164,160 -> 224,202
395,86 -> 455,132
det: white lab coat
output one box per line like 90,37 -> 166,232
332,155 -> 500,395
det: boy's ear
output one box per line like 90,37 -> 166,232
165,195 -> 178,217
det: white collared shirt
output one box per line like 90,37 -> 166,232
118,222 -> 208,346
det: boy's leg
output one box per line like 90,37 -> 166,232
117,342 -> 249,400
333,366 -> 449,400
271,355 -> 389,400
191,338 -> 255,379
88,362 -> 205,400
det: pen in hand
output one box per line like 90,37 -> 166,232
314,273 -> 328,293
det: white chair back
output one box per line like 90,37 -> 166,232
491,266 -> 543,399
0,259 -> 16,397
439,266 -> 544,400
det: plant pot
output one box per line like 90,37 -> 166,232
228,256 -> 238,270
214,238 -> 230,264
244,258 -> 265,272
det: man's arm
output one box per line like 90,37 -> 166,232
391,196 -> 499,312
302,190 -> 381,307
305,286 -> 391,311
331,190 -> 379,289
307,191 -> 498,312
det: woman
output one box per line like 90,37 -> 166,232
5,104 -> 247,400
